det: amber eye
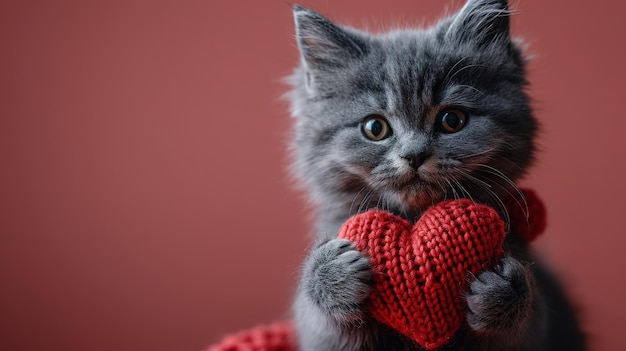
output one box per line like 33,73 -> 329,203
437,109 -> 468,133
361,115 -> 392,141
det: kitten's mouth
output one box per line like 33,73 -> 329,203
387,177 -> 446,216
393,171 -> 422,189
402,184 -> 443,205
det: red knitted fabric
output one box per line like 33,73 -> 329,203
338,199 -> 504,349
207,189 -> 546,351
207,322 -> 296,351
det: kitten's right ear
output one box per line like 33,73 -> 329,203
444,0 -> 512,52
293,5 -> 367,70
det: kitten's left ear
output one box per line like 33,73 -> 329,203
444,0 -> 512,52
293,5 -> 368,70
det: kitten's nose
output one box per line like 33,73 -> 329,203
401,151 -> 431,170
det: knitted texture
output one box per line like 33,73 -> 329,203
338,199 -> 505,349
207,322 -> 296,351
207,189 -> 546,351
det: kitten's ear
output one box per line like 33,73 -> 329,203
444,0 -> 511,51
293,5 -> 367,70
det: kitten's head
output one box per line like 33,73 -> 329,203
287,0 -> 537,220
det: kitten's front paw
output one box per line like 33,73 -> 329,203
301,238 -> 373,323
466,256 -> 534,332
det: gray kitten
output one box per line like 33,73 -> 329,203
286,0 -> 586,350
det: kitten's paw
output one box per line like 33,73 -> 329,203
301,238 -> 373,323
466,256 -> 534,332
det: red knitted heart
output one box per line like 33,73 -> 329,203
338,199 -> 506,350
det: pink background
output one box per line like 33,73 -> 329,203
1,1 -> 624,350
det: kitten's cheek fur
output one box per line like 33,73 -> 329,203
300,238 -> 373,324
465,256 -> 536,334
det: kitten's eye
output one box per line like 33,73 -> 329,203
361,115 -> 392,141
437,109 -> 468,133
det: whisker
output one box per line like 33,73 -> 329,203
491,154 -> 525,172
473,172 -> 529,227
434,177 -> 448,202
445,178 -> 460,201
448,63 -> 486,82
349,185 -> 370,217
357,188 -> 376,214
472,164 -> 528,219
457,148 -> 494,160
452,178 -> 475,203
376,191 -> 384,210
461,170 -> 511,230
443,56 -> 470,83
457,84 -> 484,96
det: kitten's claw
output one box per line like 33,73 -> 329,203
466,256 -> 534,332
301,238 -> 373,323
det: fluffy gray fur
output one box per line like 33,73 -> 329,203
286,0 -> 586,350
